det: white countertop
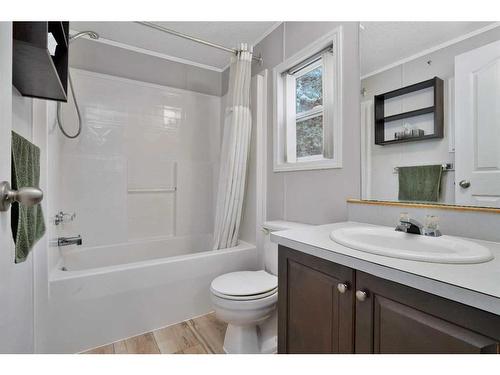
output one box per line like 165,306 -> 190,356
271,221 -> 500,315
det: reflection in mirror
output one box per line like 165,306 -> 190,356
359,22 -> 500,208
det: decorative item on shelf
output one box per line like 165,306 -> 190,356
394,124 -> 425,140
374,76 -> 443,146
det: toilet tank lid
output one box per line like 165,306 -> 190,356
262,220 -> 313,232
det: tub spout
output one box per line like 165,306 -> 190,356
58,235 -> 83,247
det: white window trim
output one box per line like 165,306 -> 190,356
273,26 -> 343,172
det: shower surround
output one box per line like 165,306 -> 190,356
45,68 -> 258,353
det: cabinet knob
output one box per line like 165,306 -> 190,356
356,290 -> 368,302
337,282 -> 350,294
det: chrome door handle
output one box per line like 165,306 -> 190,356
356,290 -> 368,302
0,181 -> 43,212
337,282 -> 350,294
459,180 -> 471,189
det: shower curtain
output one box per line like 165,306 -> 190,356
213,44 -> 253,250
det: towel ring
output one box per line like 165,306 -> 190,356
0,181 -> 43,212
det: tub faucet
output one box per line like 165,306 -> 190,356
57,235 -> 83,247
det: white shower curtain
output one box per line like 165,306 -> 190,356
213,43 -> 253,250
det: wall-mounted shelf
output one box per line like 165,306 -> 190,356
374,77 -> 443,146
12,21 -> 69,102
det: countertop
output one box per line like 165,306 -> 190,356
271,221 -> 500,315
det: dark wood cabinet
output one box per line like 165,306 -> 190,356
355,271 -> 500,354
278,245 -> 500,354
278,247 -> 354,353
12,21 -> 69,102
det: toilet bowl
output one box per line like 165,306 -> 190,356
210,221 -> 312,354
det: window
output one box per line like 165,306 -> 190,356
273,28 -> 342,172
292,61 -> 324,161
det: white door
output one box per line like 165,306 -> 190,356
455,39 -> 500,207
0,22 -> 34,353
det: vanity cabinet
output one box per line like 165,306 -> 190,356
278,246 -> 355,353
355,271 -> 500,353
278,246 -> 500,354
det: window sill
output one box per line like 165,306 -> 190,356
274,159 -> 342,172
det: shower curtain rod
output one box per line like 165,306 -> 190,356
135,21 -> 263,65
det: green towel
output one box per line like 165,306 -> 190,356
398,164 -> 443,202
11,131 -> 45,263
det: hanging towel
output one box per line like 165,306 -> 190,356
11,131 -> 46,263
398,164 -> 443,202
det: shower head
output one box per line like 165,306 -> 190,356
69,31 -> 100,43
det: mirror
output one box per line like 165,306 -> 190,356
359,22 -> 500,208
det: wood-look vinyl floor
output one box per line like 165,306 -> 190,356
82,312 -> 227,354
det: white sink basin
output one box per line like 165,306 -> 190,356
329,226 -> 494,264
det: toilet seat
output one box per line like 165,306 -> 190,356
211,287 -> 277,301
210,270 -> 277,301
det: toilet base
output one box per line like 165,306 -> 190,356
222,310 -> 277,354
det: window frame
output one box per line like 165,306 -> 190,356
273,26 -> 342,172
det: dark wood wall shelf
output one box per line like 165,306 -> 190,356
374,77 -> 443,146
12,21 -> 69,102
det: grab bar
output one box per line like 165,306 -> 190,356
127,187 -> 177,193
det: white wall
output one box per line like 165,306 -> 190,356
251,22 -> 361,224
240,72 -> 268,260
50,69 -> 221,253
361,26 -> 500,204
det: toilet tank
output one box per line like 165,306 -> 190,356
262,220 -> 313,275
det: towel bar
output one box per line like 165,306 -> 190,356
393,163 -> 453,174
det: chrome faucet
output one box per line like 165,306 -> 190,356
395,213 -> 442,237
395,217 -> 424,235
57,235 -> 83,247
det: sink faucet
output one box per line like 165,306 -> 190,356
395,217 -> 424,235
395,213 -> 442,237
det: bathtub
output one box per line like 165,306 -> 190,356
46,236 -> 258,353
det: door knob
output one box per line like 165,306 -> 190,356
459,180 -> 471,189
356,290 -> 368,302
0,181 -> 43,212
337,282 -> 350,294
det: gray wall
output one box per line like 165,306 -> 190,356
250,22 -> 361,225
69,39 -> 223,96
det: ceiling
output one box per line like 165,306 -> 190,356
70,21 -> 280,71
360,22 -> 496,77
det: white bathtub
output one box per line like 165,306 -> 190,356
47,236 -> 258,353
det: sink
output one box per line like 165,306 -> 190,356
329,226 -> 494,264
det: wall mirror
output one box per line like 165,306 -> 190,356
359,22 -> 500,208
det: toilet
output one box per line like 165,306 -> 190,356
210,220 -> 312,354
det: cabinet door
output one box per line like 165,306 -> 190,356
278,246 -> 354,353
355,271 -> 500,354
